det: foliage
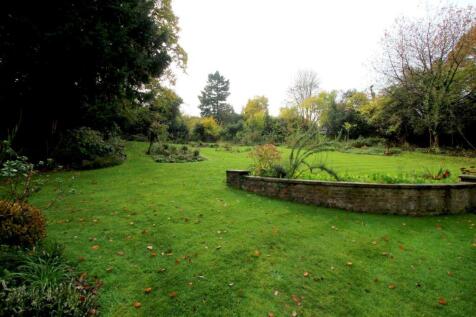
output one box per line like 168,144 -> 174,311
147,121 -> 169,154
55,127 -> 126,169
287,130 -> 339,180
422,167 -> 451,180
0,156 -> 37,202
149,143 -> 204,163
0,243 -> 99,316
376,4 -> 476,148
0,200 -> 46,247
249,144 -> 282,176
198,71 -> 235,124
0,0 -> 186,159
192,117 -> 221,142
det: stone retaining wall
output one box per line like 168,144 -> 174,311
226,170 -> 476,215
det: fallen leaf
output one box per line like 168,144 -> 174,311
158,268 -> 166,273
371,241 -> 377,245
292,311 -> 298,317
388,284 -> 396,289
169,291 -> 177,298
147,245 -> 153,251
254,250 -> 261,257
274,290 -> 279,296
346,262 -> 353,267
268,312 -> 275,317
133,302 -> 141,308
447,271 -> 453,276
151,252 -> 158,257
116,251 -> 125,256
106,267 -> 113,273
438,297 -> 447,305
144,287 -> 152,294
91,245 -> 100,250
399,245 -> 405,251
291,294 -> 302,306
303,271 -> 309,277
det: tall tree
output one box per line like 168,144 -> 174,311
0,0 -> 186,158
287,69 -> 320,106
198,71 -> 234,124
377,4 -> 476,148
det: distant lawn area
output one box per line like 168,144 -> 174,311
31,142 -> 476,316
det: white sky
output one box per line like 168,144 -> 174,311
171,0 -> 473,116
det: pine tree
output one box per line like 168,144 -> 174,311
198,71 -> 234,124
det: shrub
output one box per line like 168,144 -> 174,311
0,156 -> 37,202
0,200 -> 46,247
149,143 -> 204,163
0,243 -> 100,316
54,127 -> 126,169
249,144 -> 282,176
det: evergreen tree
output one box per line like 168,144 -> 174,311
198,71 -> 234,124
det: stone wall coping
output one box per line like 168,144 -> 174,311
232,172 -> 476,189
460,175 -> 476,183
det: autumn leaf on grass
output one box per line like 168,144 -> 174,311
346,262 -> 353,267
303,272 -> 309,277
133,301 -> 141,308
438,297 -> 448,305
91,245 -> 100,250
268,312 -> 275,317
144,287 -> 152,294
147,245 -> 153,251
151,252 -> 158,257
388,284 -> 396,289
169,291 -> 177,298
106,267 -> 113,273
116,251 -> 125,256
291,294 -> 302,306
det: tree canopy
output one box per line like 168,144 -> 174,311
0,0 -> 186,158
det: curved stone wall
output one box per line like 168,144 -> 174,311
226,170 -> 476,216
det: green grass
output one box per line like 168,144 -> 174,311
279,148 -> 474,183
30,142 -> 476,316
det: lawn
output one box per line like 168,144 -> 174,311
31,142 -> 476,316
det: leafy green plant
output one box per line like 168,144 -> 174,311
54,127 -> 126,169
0,243 -> 100,316
422,167 -> 451,180
287,129 -> 339,180
0,156 -> 36,202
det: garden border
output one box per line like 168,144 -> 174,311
226,170 -> 476,215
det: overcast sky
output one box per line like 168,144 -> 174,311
171,0 -> 473,116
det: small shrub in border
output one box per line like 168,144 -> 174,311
0,243 -> 100,316
0,200 -> 46,247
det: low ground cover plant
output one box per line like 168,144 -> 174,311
149,143 -> 204,163
0,243 -> 100,316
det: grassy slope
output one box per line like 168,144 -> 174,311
31,142 -> 476,316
